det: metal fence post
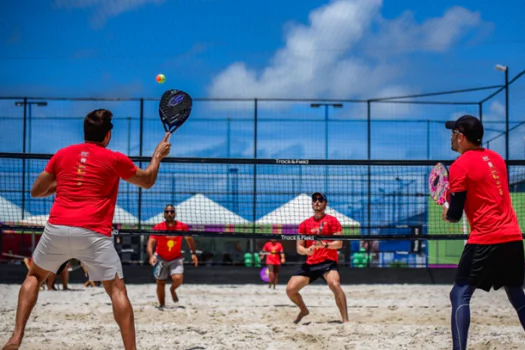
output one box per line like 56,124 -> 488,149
367,100 -> 371,266
251,99 -> 258,252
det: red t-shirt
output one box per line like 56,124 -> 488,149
262,241 -> 284,265
151,221 -> 189,261
45,143 -> 137,237
449,148 -> 522,244
298,214 -> 342,265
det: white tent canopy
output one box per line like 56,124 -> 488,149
0,196 -> 31,223
255,193 -> 360,226
18,205 -> 139,226
18,214 -> 49,227
113,205 -> 139,225
142,194 -> 250,225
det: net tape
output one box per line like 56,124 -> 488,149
2,225 -> 520,241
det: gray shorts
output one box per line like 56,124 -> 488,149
32,223 -> 123,281
153,256 -> 184,280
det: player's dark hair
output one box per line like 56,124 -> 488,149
84,109 -> 114,142
165,204 -> 175,210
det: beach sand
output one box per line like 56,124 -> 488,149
1,283 -> 525,350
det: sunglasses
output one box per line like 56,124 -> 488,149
312,197 -> 325,203
164,210 -> 175,214
452,129 -> 462,135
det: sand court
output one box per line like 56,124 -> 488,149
1,284 -> 525,350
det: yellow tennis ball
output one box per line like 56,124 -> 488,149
156,74 -> 166,84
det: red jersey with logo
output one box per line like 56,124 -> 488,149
151,221 -> 189,260
449,148 -> 522,244
262,241 -> 284,265
45,143 -> 137,237
298,214 -> 342,264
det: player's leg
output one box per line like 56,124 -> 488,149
286,274 -> 310,323
59,262 -> 69,290
46,261 -> 68,291
323,268 -> 349,322
449,283 -> 476,350
170,274 -> 182,303
75,228 -> 135,350
499,241 -> 525,330
169,259 -> 184,303
273,265 -> 281,289
449,243 -> 482,350
152,257 -> 169,307
45,272 -> 58,291
268,265 -> 275,288
2,262 -> 50,350
3,224 -> 69,349
504,286 -> 525,329
156,279 -> 167,307
102,276 -> 136,350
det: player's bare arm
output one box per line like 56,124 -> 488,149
259,246 -> 267,261
312,230 -> 343,250
296,240 -> 313,256
31,171 -> 56,198
125,133 -> 171,189
184,237 -> 199,267
147,237 -> 157,265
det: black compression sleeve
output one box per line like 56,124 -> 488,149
446,191 -> 466,223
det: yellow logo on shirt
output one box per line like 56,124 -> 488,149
167,240 -> 175,251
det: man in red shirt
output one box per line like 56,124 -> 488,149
2,109 -> 171,350
286,192 -> 349,324
259,239 -> 285,289
147,204 -> 198,308
443,115 -> 525,350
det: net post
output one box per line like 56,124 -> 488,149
366,100 -> 371,248
251,98 -> 258,251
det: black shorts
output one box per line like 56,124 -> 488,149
268,264 -> 281,274
294,260 -> 339,284
455,241 -> 524,292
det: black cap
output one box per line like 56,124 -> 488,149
312,192 -> 327,201
445,115 -> 483,145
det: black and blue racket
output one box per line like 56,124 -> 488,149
159,89 -> 192,140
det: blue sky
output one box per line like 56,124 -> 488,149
1,0 -> 524,161
1,0 -> 524,99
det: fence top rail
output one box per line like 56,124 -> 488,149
1,79 -> 517,104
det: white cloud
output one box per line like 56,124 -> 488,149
209,0 -> 383,99
208,0 -> 489,100
54,0 -> 165,28
489,100 -> 505,116
367,6 -> 484,56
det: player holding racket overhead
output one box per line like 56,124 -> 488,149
443,115 -> 525,350
147,204 -> 198,308
2,109 -> 172,350
285,192 -> 349,324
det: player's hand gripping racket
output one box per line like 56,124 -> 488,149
159,89 -> 192,142
312,222 -> 326,250
429,162 -> 449,209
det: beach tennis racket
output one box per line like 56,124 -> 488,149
429,162 -> 449,209
159,89 -> 192,139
